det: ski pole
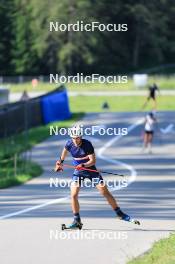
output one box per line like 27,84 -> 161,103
54,163 -> 125,177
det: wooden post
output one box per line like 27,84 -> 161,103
14,154 -> 17,177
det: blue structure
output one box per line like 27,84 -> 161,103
41,86 -> 71,124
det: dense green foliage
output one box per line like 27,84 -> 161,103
1,0 -> 175,75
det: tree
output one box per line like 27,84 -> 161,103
1,0 -> 175,75
11,0 -> 38,74
0,0 -> 14,75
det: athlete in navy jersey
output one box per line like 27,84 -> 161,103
65,138 -> 104,186
55,125 -> 139,228
65,138 -> 95,166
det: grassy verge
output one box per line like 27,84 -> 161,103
128,233 -> 175,264
69,95 -> 175,112
5,75 -> 175,93
0,159 -> 42,189
0,112 -> 84,189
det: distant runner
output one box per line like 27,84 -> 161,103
142,112 -> 157,153
55,125 -> 140,229
142,83 -> 160,110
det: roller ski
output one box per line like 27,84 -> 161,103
61,220 -> 83,230
116,207 -> 140,225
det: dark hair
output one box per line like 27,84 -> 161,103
148,112 -> 154,118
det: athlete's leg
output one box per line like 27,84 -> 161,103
96,184 -> 131,220
149,133 -> 153,144
71,184 -> 80,214
142,97 -> 150,110
68,176 -> 82,227
96,184 -> 118,209
67,184 -> 81,228
152,98 -> 157,110
143,132 -> 149,148
148,133 -> 153,153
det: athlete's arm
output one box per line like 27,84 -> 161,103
60,147 -> 68,161
55,147 -> 68,171
83,153 -> 96,167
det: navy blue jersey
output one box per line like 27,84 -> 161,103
65,139 -> 94,166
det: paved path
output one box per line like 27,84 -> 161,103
0,112 -> 175,264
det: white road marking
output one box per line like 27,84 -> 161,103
85,136 -> 101,143
98,119 -> 143,191
0,118 -> 143,220
0,197 -> 70,220
93,124 -> 107,133
160,124 -> 174,134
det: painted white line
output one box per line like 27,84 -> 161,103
0,197 -> 69,220
0,118 -> 143,220
98,119 -> 143,191
85,136 -> 101,143
160,124 -> 174,134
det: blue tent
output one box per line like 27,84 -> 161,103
41,87 -> 71,124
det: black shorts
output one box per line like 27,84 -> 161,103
148,95 -> 155,100
72,167 -> 104,187
145,130 -> 154,135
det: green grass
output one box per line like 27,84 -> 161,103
69,95 -> 175,112
0,159 -> 42,189
128,233 -> 175,264
4,75 -> 175,93
0,112 -> 84,188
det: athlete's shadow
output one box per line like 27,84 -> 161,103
82,228 -> 175,232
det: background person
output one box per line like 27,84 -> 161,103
142,112 -> 157,153
142,83 -> 160,110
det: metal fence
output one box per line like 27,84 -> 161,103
0,86 -> 66,186
0,85 -> 65,138
0,97 -> 43,138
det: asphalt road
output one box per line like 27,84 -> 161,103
0,112 -> 175,264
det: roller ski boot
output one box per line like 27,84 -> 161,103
116,208 -> 140,225
61,220 -> 83,230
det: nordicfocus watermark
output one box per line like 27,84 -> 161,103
49,178 -> 128,189
50,229 -> 128,241
49,21 -> 128,32
50,73 -> 127,84
49,125 -> 128,137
